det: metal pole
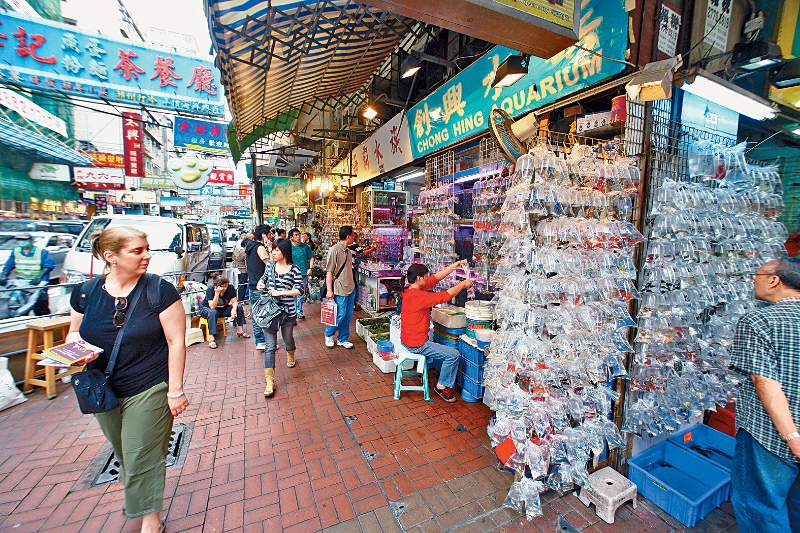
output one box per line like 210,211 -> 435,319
252,152 -> 263,226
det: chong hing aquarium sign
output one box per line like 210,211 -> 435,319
0,12 -> 225,116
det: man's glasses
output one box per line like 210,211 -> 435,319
113,297 -> 128,328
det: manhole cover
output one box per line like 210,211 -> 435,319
92,423 -> 190,486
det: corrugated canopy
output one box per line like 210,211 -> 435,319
0,119 -> 93,166
205,0 -> 416,143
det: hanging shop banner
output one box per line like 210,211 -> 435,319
167,153 -> 212,190
160,196 -> 187,207
658,4 -> 681,57
28,163 -> 69,182
117,190 -> 156,204
84,151 -> 124,168
173,117 -> 230,153
239,185 -> 252,196
330,111 -> 414,186
141,176 -> 176,189
0,88 -> 66,136
261,177 -> 307,207
407,0 -> 629,159
122,112 -> 144,178
702,0 -> 731,51
490,0 -> 576,30
0,12 -> 225,116
73,167 -> 125,190
209,169 -> 235,184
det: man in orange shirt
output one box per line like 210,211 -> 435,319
401,260 -> 473,402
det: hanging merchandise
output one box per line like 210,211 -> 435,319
418,183 -> 459,289
320,206 -> 361,258
367,226 -> 407,264
622,143 -> 788,439
482,140 -> 642,520
472,167 -> 512,293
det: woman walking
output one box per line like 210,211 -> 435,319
256,238 -> 303,397
67,226 -> 188,533
198,275 -> 248,349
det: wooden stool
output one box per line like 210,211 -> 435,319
23,316 -> 81,400
195,315 -> 226,341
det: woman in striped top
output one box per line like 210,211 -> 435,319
256,238 -> 303,397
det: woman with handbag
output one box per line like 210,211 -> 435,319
66,226 -> 188,533
255,238 -> 303,397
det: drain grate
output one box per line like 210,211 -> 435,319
362,450 -> 377,462
389,501 -> 407,517
92,423 -> 189,486
345,415 -> 358,424
331,390 -> 342,397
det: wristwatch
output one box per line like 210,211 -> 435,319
782,431 -> 800,442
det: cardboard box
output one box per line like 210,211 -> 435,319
431,307 -> 466,329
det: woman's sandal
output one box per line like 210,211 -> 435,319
208,340 -> 217,349
237,332 -> 251,338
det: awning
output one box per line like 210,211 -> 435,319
0,119 -> 93,166
205,0 -> 416,142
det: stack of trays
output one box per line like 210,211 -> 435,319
465,301 -> 494,339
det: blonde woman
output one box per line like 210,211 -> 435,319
67,226 -> 188,533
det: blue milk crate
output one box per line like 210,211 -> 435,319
458,357 -> 485,382
456,370 -> 484,402
628,440 -> 731,528
458,335 -> 485,364
668,424 -> 736,474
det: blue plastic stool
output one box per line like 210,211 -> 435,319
393,350 -> 429,401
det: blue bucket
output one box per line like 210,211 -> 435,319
376,340 -> 394,353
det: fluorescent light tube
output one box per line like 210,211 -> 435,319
681,71 -> 776,120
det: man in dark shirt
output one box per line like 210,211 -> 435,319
245,224 -> 271,350
199,276 -> 247,349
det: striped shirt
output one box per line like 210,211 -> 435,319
259,260 -> 304,317
730,297 -> 800,462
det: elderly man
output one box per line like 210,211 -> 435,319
730,258 -> 800,532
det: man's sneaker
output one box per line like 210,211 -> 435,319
337,340 -> 354,349
255,343 -> 266,351
435,386 -> 457,403
297,315 -> 305,320
325,336 -> 335,348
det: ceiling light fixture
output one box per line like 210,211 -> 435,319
677,68 -> 777,120
396,170 -> 425,182
492,54 -> 530,88
400,51 -> 458,79
793,128 -> 800,135
731,39 -> 784,72
772,57 -> 800,88
400,55 -> 421,78
362,105 -> 378,120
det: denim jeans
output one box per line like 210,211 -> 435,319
732,428 -> 800,532
237,272 -> 249,302
403,340 -> 459,389
263,320 -> 296,369
198,303 -> 245,335
324,289 -> 355,342
294,275 -> 308,317
249,289 -> 265,346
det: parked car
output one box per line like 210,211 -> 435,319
206,224 -> 225,271
0,219 -> 87,235
62,215 -> 210,287
0,232 -> 76,283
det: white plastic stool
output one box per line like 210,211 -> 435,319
577,466 -> 637,524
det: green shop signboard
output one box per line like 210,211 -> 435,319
407,0 -> 628,159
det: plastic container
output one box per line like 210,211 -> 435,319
456,370 -> 484,400
458,357 -> 485,382
458,335 -> 485,365
706,403 -> 736,437
376,340 -> 394,353
668,424 -> 736,474
628,441 -> 730,528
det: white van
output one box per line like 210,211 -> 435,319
61,215 -> 210,286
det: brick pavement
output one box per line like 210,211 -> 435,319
0,303 -> 738,533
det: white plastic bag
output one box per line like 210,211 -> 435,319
0,357 -> 26,412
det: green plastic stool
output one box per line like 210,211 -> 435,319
393,352 -> 429,401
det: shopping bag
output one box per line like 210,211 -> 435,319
321,299 -> 338,326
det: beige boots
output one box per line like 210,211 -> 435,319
287,350 -> 296,368
264,368 -> 275,397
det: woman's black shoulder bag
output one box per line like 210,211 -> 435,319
72,275 -> 150,414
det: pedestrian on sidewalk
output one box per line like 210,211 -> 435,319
401,260 -> 473,403
198,275 -> 249,349
256,238 -> 303,396
289,228 -> 315,320
66,226 -> 188,533
233,231 -> 250,306
324,226 -> 356,349
730,258 -> 800,532
245,225 -> 271,351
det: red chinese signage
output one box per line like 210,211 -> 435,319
209,169 -> 235,184
122,112 -> 144,177
84,151 -> 124,168
73,167 -> 125,190
238,185 -> 252,196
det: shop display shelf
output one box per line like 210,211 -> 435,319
627,441 -> 730,528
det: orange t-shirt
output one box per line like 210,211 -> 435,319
400,275 -> 451,348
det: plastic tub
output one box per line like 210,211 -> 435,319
668,424 -> 736,474
456,370 -> 484,400
376,340 -> 394,353
458,357 -> 485,382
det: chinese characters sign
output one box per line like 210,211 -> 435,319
73,167 -> 125,190
122,112 -> 144,178
0,12 -> 225,116
658,5 -> 681,57
406,0 -> 627,159
84,151 -> 123,168
209,169 -> 235,184
491,0 -> 575,30
703,0 -> 731,51
0,88 -> 66,136
173,117 -> 230,153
